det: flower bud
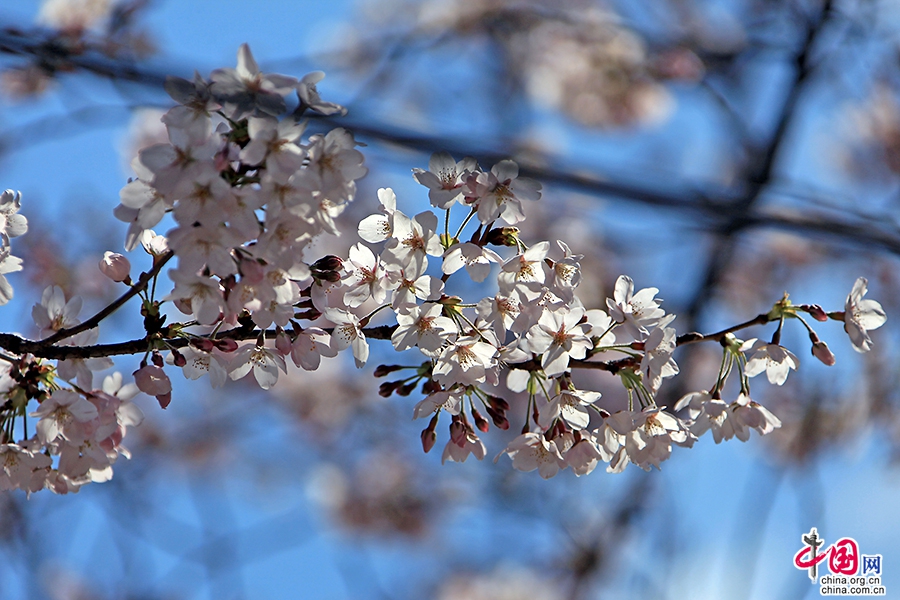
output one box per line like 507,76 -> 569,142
373,364 -> 403,378
421,426 -> 437,453
485,405 -> 509,430
156,392 -> 172,410
213,338 -> 239,353
811,340 -> 836,366
191,338 -> 215,352
133,364 -> 172,398
139,230 -> 168,257
808,331 -> 836,366
449,418 -> 466,447
397,381 -> 417,396
487,394 -> 509,411
316,270 -> 342,283
421,379 -> 442,394
471,407 -> 490,433
379,381 -> 400,397
485,226 -> 520,247
801,304 -> 828,322
311,255 -> 343,272
99,251 -> 131,283
171,350 -> 187,368
295,308 -> 322,321
275,330 -> 292,356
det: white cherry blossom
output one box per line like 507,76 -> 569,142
229,344 -> 287,390
32,285 -> 82,338
412,151 -> 477,209
843,277 -> 887,352
607,275 -> 665,340
498,241 -> 549,296
526,306 -> 593,376
539,388 -> 602,430
297,71 -> 347,116
291,327 -> 337,371
391,304 -> 457,356
358,187 -> 397,243
324,308 -> 370,368
432,336 -> 498,387
498,432 -> 566,479
442,242 -> 502,283
741,338 -> 799,386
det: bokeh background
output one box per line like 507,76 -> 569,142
1,0 -> 899,598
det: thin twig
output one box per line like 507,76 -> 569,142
39,251 -> 174,345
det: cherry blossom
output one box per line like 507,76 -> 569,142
229,344 -> 287,390
498,241 -> 549,296
171,346 -> 229,388
432,336 -> 498,387
291,327 -> 337,371
721,393 -> 782,442
412,151 -> 478,209
392,304 -> 457,356
297,71 -> 347,116
539,388 -> 602,430
324,308 -> 370,368
210,43 -> 298,119
32,285 -> 82,338
0,189 -> 28,243
342,243 -> 389,308
358,187 -> 397,243
742,338 -> 799,386
442,429 -> 487,464
442,242 -> 502,283
470,160 -> 542,225
0,47 -> 887,495
413,390 -> 463,419
498,432 -> 566,479
526,306 -> 593,376
31,390 -> 99,445
607,275 -> 665,339
381,210 -> 443,273
0,249 -> 22,306
843,277 -> 887,352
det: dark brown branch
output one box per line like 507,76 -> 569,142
0,321 -> 399,360
0,307 -> 771,367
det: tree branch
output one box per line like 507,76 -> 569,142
39,251 -> 174,346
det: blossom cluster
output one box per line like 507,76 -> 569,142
0,45 -> 888,494
0,189 -> 27,306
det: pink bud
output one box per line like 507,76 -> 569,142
811,341 -> 836,366
421,428 -> 436,453
213,338 -> 239,353
802,304 -> 828,322
99,251 -> 131,282
472,408 -> 490,433
133,364 -> 172,397
191,338 -> 215,352
275,330 -> 292,356
449,419 -> 466,447
156,392 -> 172,410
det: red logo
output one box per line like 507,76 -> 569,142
794,527 -> 860,582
